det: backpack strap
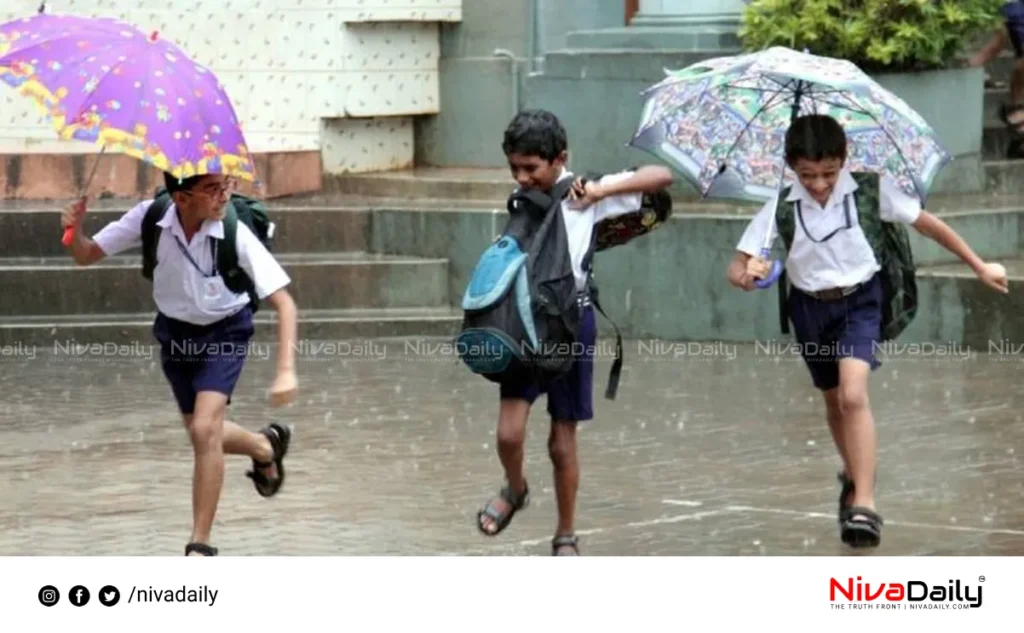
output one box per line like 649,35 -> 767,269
216,201 -> 257,307
140,192 -> 172,280
850,172 -> 883,255
575,171 -> 624,401
774,187 -> 795,336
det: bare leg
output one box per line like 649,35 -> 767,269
223,420 -> 276,478
478,398 -> 531,534
835,358 -> 877,513
969,28 -> 1008,68
1008,58 -> 1024,127
549,421 -> 579,542
184,391 -> 229,553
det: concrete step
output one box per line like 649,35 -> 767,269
322,167 -> 512,202
0,201 -> 372,258
564,27 -> 741,52
983,53 -> 1019,86
0,252 -> 450,317
541,48 -> 737,81
0,307 -> 463,348
983,87 -> 1011,127
982,124 -> 1014,160
913,258 -> 1024,349
983,159 -> 1024,194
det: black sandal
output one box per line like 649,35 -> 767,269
185,542 -> 218,556
837,471 -> 855,525
552,534 -> 579,556
476,482 -> 529,536
246,423 -> 292,498
841,507 -> 884,549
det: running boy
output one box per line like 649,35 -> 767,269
476,109 -> 673,555
61,172 -> 299,556
727,114 -> 1008,548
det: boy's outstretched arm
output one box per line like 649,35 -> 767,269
569,165 -> 673,208
597,165 -> 674,195
912,211 -> 1009,293
265,287 -> 298,406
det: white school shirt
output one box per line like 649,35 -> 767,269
92,200 -> 291,325
735,170 -> 921,292
548,169 -> 643,290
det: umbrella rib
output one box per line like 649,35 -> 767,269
835,91 -> 927,202
712,82 -> 797,175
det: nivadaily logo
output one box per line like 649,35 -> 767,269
830,576 -> 984,609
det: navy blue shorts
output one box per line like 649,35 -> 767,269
788,274 -> 883,392
1004,1 -> 1024,57
152,307 -> 255,415
499,305 -> 596,422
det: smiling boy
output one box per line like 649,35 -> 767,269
727,114 -> 1008,548
61,172 -> 299,556
475,109 -> 673,555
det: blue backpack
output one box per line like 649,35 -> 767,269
457,177 -> 588,390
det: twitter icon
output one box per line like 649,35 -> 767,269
98,585 -> 120,607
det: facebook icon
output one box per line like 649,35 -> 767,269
69,585 -> 90,607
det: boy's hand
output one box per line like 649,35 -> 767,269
269,369 -> 298,407
61,197 -> 87,234
738,256 -> 771,290
977,262 -> 1009,294
567,177 -> 605,210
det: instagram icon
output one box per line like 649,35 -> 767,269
38,585 -> 60,607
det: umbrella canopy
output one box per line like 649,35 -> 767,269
629,46 -> 950,205
0,12 -> 255,182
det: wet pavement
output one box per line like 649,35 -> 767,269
1,338 -> 1023,556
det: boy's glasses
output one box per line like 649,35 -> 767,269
186,178 -> 236,198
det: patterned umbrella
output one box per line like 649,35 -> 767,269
0,12 -> 255,183
629,46 -> 950,205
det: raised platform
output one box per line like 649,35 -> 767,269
0,149 -> 322,201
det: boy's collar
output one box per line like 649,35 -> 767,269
785,168 -> 858,204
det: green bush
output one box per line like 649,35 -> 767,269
739,0 -> 1006,73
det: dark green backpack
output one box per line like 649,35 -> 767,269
140,187 -> 276,313
775,172 -> 917,342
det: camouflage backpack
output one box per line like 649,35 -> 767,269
774,172 -> 918,342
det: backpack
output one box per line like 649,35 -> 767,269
140,187 -> 276,313
584,170 -> 673,251
456,171 -> 671,401
456,177 -> 588,388
774,172 -> 918,342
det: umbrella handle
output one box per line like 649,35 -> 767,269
753,248 -> 784,289
61,197 -> 87,246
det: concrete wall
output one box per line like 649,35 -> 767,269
0,0 -> 461,173
414,0 -> 621,168
370,207 -> 1024,344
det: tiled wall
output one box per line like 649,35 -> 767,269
0,0 -> 460,172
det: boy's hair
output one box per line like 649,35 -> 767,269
784,114 -> 848,166
163,172 -> 205,194
501,109 -> 567,161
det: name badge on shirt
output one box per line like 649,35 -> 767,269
204,279 -> 222,300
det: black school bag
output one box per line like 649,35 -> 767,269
140,187 -> 277,313
457,177 -> 600,388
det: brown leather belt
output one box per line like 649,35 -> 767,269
805,283 -> 861,302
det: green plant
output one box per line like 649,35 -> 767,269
739,0 -> 1006,72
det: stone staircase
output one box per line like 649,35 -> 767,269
0,198 -> 465,347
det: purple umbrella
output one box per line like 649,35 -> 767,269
0,12 -> 256,185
